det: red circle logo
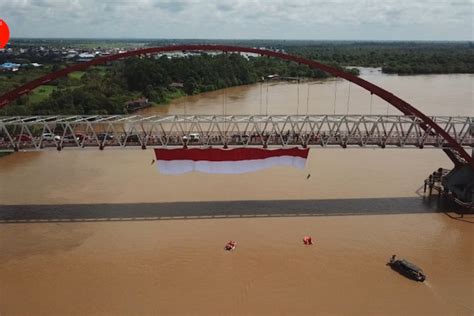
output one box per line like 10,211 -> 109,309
0,19 -> 10,49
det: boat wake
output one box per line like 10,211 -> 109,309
424,281 -> 473,313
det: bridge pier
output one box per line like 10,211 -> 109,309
425,166 -> 474,212
442,166 -> 474,203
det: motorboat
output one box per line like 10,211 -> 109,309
387,255 -> 426,282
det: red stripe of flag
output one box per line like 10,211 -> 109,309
154,147 -> 309,161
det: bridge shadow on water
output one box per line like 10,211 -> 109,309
0,197 -> 470,224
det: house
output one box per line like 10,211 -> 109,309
77,52 -> 95,62
124,98 -> 150,112
169,82 -> 184,88
0,62 -> 20,72
265,74 -> 280,80
64,53 -> 77,60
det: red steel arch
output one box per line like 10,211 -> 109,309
0,44 -> 471,167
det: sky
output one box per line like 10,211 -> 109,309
1,0 -> 473,40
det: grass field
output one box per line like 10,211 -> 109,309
29,85 -> 58,104
0,67 -> 55,95
162,89 -> 186,104
91,66 -> 108,76
68,71 -> 85,80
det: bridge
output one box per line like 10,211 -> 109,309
0,44 -> 473,168
1,114 -> 472,151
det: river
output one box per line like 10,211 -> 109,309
0,71 -> 473,315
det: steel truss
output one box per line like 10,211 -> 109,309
0,115 -> 472,152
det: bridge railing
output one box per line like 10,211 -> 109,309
0,115 -> 472,151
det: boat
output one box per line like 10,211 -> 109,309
224,240 -> 236,251
387,255 -> 426,282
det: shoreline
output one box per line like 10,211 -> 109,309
140,78 -> 330,112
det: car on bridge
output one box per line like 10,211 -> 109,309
14,134 -> 32,142
74,133 -> 87,142
62,135 -> 80,143
120,134 -> 141,143
97,133 -> 114,141
182,133 -> 200,142
41,133 -> 60,142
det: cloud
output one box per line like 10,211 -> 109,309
216,3 -> 234,12
154,1 -> 187,13
450,0 -> 472,6
0,0 -> 472,40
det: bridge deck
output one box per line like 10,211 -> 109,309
1,115 -> 472,151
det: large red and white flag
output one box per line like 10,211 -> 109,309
154,147 -> 309,174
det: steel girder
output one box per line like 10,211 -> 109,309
0,115 -> 472,153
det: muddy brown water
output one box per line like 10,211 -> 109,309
0,71 -> 473,315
